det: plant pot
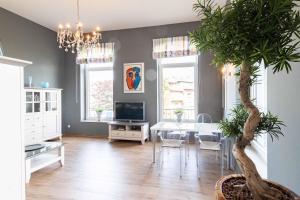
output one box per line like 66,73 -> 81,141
96,112 -> 102,121
215,174 -> 299,200
176,113 -> 183,122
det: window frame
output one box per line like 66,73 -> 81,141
80,63 -> 114,121
157,56 -> 199,122
250,63 -> 268,150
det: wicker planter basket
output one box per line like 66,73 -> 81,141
215,174 -> 299,200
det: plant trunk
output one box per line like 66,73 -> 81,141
233,61 -> 285,200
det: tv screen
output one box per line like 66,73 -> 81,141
115,102 -> 145,121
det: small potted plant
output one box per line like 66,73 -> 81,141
95,108 -> 103,121
174,109 -> 183,122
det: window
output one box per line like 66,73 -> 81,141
250,63 -> 267,149
81,63 -> 113,121
158,56 -> 198,121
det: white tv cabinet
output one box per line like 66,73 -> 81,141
108,121 -> 149,144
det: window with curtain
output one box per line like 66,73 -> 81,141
78,43 -> 114,121
153,36 -> 199,122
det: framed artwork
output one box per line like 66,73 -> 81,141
124,63 -> 144,93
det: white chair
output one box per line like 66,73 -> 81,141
196,134 -> 224,177
166,130 -> 190,158
197,113 -> 213,123
195,113 -> 213,167
195,113 -> 224,177
157,131 -> 187,178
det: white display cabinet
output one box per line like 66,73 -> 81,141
25,88 -> 62,145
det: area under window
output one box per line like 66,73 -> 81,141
158,56 -> 198,121
81,63 -> 113,121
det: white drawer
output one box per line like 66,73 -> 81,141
25,133 -> 43,145
24,129 -> 35,135
25,136 -> 34,146
25,121 -> 43,129
34,133 -> 43,143
111,131 -> 121,137
25,115 -> 33,121
34,115 -> 42,121
131,132 -> 141,138
110,131 -> 141,138
111,130 -> 126,136
34,116 -> 43,125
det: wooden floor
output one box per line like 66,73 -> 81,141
26,137 -> 231,200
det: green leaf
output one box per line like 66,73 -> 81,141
190,0 -> 300,73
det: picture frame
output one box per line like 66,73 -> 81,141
123,63 -> 144,93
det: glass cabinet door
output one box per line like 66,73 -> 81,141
26,91 -> 42,113
34,92 -> 40,102
26,92 -> 33,113
45,91 -> 57,112
33,91 -> 41,113
26,92 -> 33,102
45,92 -> 51,101
26,103 -> 33,113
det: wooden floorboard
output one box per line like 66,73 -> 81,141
26,136 -> 232,200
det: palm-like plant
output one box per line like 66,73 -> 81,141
190,0 -> 300,199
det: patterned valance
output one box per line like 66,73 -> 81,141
153,36 -> 198,59
76,43 -> 114,64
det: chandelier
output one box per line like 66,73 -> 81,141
57,0 -> 102,53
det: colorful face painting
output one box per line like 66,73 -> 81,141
124,63 -> 144,93
126,67 -> 141,90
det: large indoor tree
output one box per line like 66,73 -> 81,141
190,0 -> 300,199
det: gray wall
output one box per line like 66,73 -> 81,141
267,64 -> 300,194
63,22 -> 223,136
0,7 -> 64,88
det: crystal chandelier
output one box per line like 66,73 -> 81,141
57,0 -> 102,53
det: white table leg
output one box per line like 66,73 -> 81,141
59,146 -> 65,166
25,159 -> 31,183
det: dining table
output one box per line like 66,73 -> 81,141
150,122 -> 222,163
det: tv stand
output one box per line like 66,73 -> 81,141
107,121 -> 149,144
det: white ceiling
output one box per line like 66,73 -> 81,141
0,0 -> 226,32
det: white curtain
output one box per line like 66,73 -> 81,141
153,36 -> 198,59
76,43 -> 114,64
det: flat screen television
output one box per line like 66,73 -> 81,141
114,102 -> 145,122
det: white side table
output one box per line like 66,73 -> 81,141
25,142 -> 64,183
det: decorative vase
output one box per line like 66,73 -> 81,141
176,113 -> 183,123
41,82 -> 49,88
215,174 -> 299,200
28,76 -> 33,88
96,112 -> 102,121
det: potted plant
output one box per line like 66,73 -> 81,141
174,109 -> 184,122
190,0 -> 300,199
95,108 -> 103,121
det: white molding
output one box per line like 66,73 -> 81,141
0,56 -> 32,67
